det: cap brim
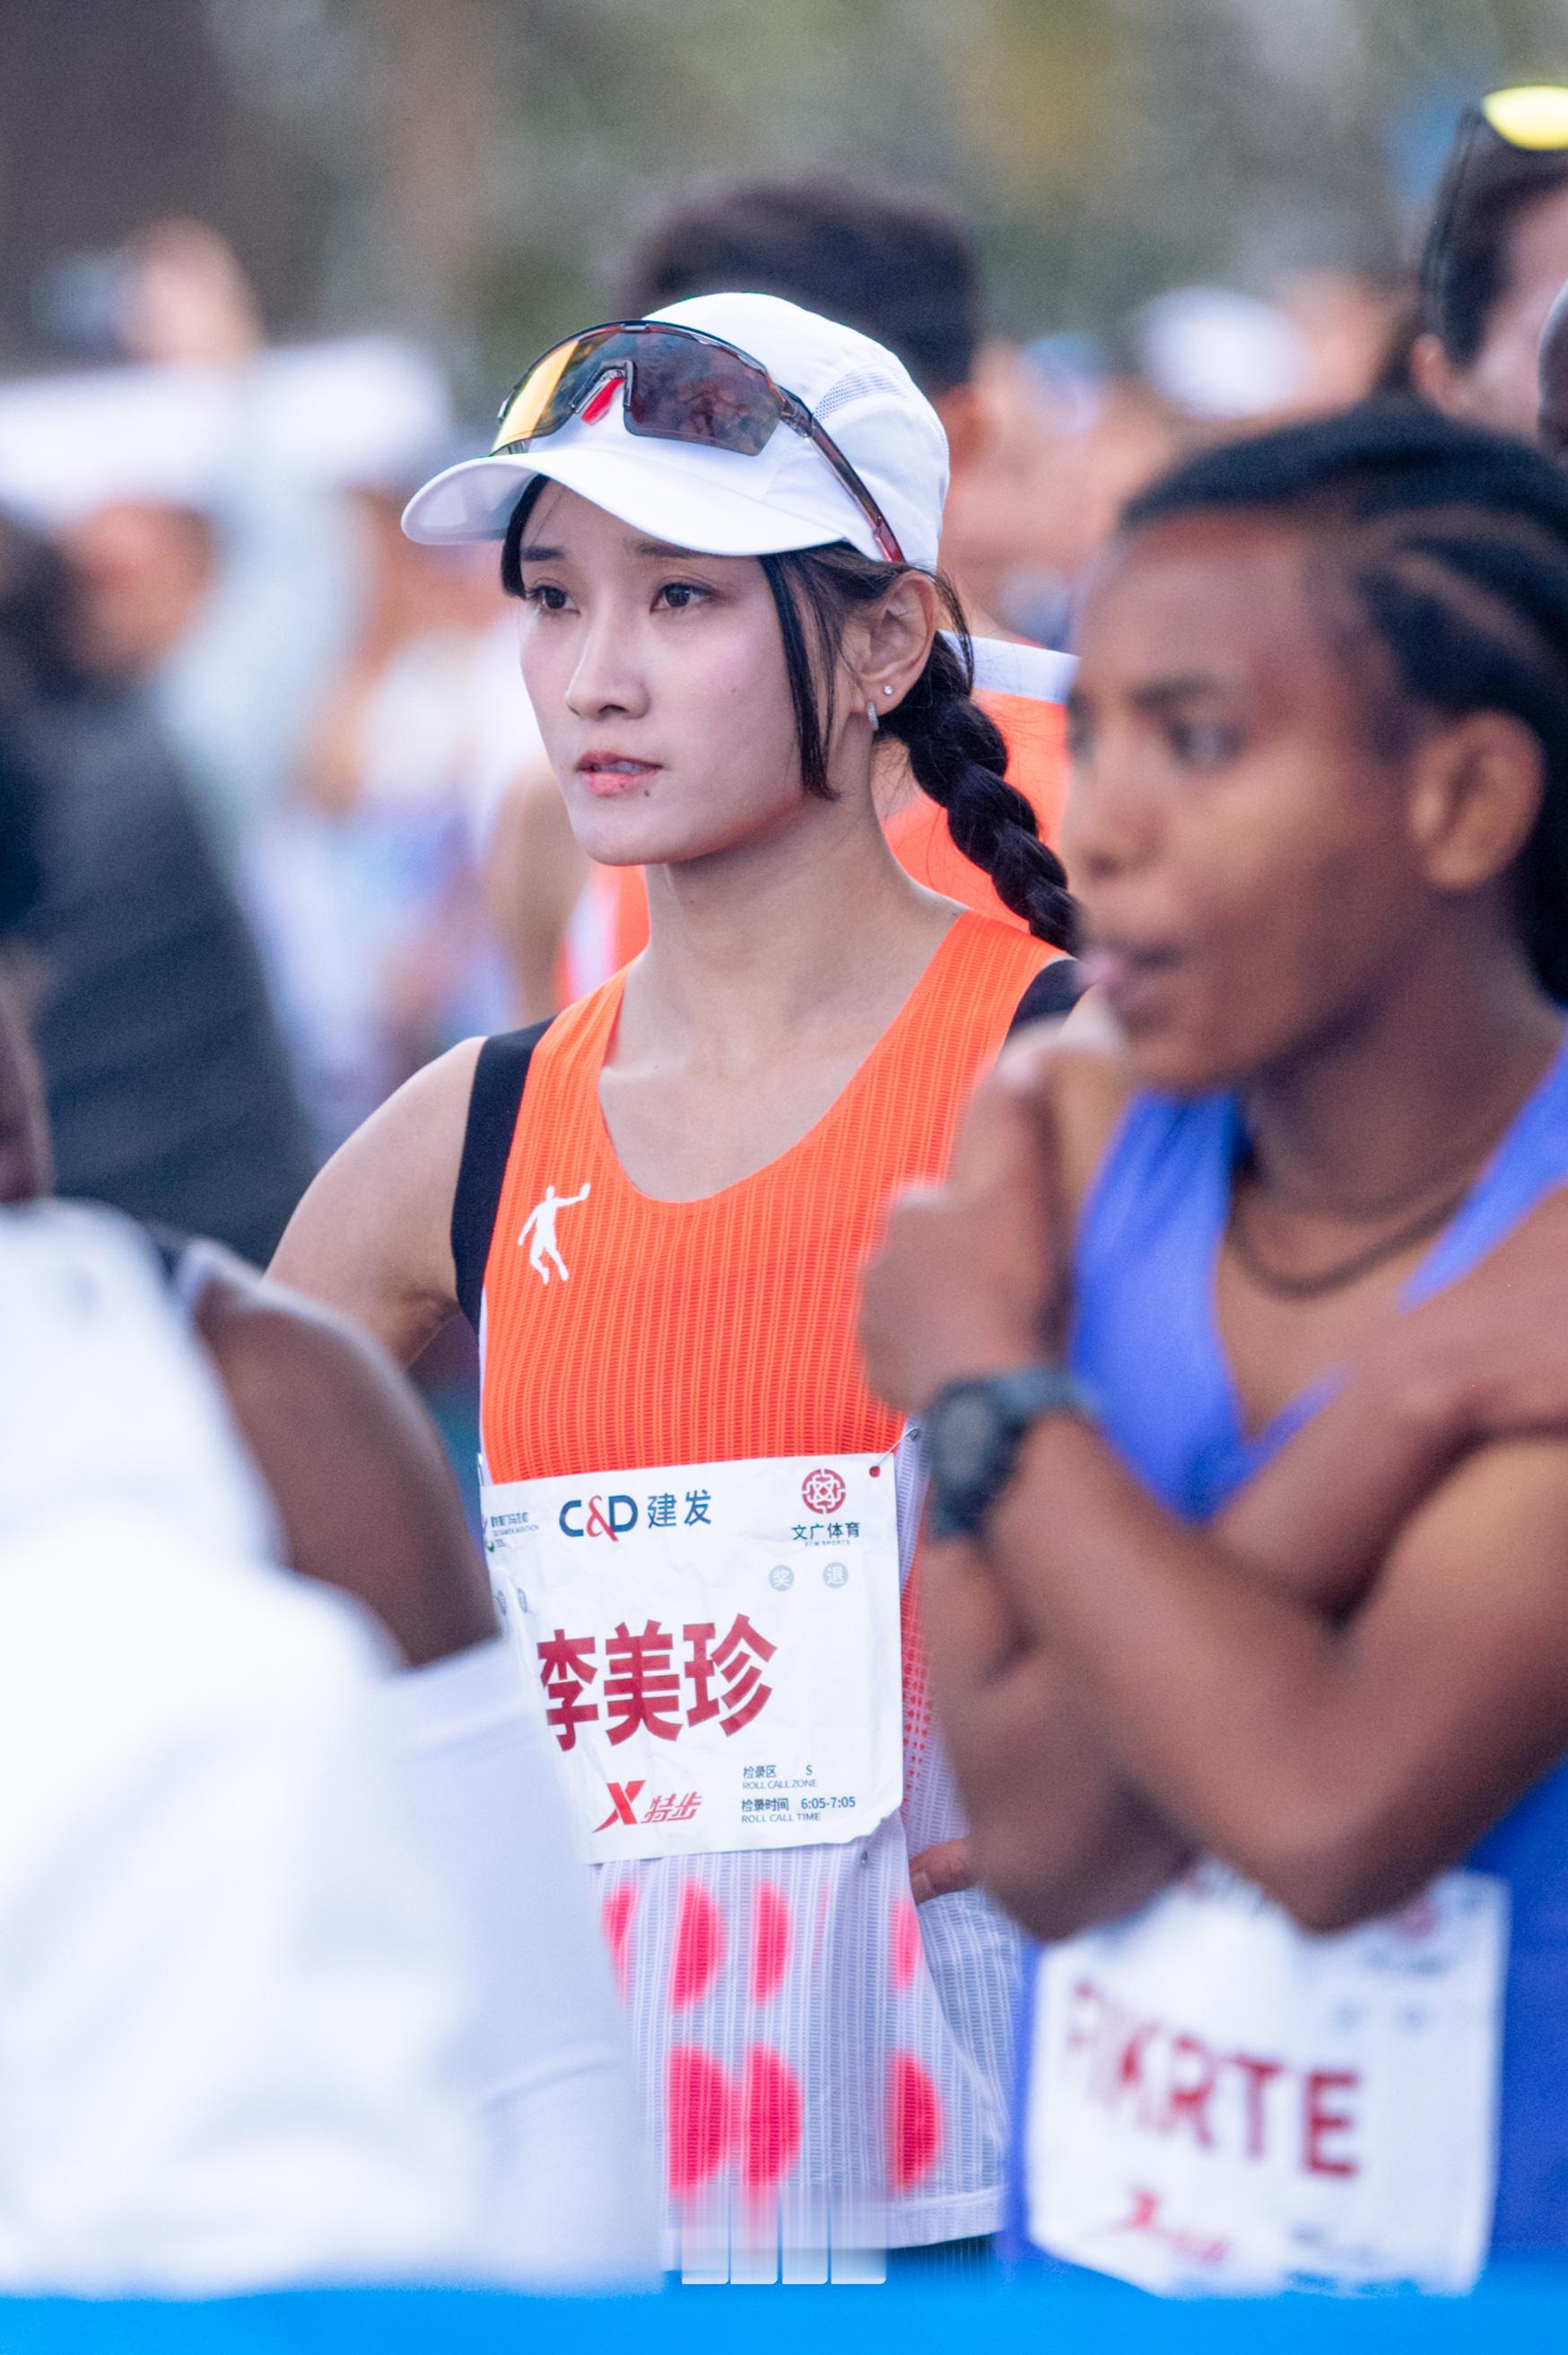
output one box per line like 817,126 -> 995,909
401,440 -> 875,560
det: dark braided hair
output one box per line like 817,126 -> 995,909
1119,399 -> 1568,1001
757,545 -> 1076,949
501,484 -> 1078,951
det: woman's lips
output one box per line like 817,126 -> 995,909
1080,942 -> 1183,1020
577,756 -> 661,798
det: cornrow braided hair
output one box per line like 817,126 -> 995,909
1120,400 -> 1568,1003
758,545 -> 1079,951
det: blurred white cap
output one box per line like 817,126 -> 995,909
401,292 -> 949,570
0,338 -> 451,528
1135,286 -> 1313,423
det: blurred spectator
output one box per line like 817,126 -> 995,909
247,479 -> 524,1154
1275,268 -> 1403,412
1,510 -> 315,1262
50,223 -> 363,859
0,722 -> 492,2289
1412,88 -> 1568,436
955,340 -> 1178,648
0,1198 -> 501,2294
1540,275 -> 1568,458
1133,284 -> 1316,423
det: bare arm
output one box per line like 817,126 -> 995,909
188,1243 -> 493,1665
920,1523 -> 1193,1938
269,1039 -> 480,1366
869,1033 -> 1195,1932
982,1416 -> 1568,1932
865,1045 -> 1568,1940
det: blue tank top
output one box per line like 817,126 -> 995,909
1015,1025 -> 1568,2261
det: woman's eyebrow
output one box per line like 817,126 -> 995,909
516,542 -> 564,563
1129,671 -> 1235,714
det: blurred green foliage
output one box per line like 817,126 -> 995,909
3,0 -> 1566,386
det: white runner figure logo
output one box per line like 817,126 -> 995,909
518,1182 -> 591,1285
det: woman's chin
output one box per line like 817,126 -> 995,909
568,805 -> 755,872
1121,1023 -> 1243,1102
566,798 -> 675,868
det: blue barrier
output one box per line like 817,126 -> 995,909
11,2270 -> 1568,2355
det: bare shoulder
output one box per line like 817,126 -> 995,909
996,996 -> 1137,1225
270,1037 -> 485,1365
187,1242 -> 493,1665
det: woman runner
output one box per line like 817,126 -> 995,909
862,403 -> 1568,2292
273,292 -> 1076,2270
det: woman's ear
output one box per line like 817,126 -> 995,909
853,571 -> 941,712
1408,330 -> 1476,422
1407,710 -> 1546,894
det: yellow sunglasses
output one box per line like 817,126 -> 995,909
1424,86 -> 1568,318
1479,84 -> 1568,150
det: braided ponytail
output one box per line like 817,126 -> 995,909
881,628 -> 1078,950
758,542 -> 1078,950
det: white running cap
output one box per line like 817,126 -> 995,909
401,292 -> 949,571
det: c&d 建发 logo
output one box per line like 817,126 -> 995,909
559,1493 -> 639,1541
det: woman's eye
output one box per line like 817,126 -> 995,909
655,580 -> 709,612
522,582 -> 571,614
1170,720 -> 1241,766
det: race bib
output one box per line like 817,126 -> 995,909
481,1452 -> 902,1862
1024,1862 -> 1507,2295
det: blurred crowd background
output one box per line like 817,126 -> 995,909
1,0 -> 1564,1436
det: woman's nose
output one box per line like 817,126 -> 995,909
565,615 -> 649,720
1060,759 -> 1161,887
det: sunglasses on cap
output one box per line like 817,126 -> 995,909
491,318 -> 907,566
1478,85 -> 1568,147
1424,86 -> 1568,311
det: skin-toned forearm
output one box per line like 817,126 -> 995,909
989,1414 -> 1341,1831
919,1526 -> 1192,1936
1210,1331 -> 1464,1615
925,1324 -> 1470,1938
980,1411 -> 1568,1930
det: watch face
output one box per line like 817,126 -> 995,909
936,1391 -> 1000,1491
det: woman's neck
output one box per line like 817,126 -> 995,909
1239,931 -> 1564,1213
619,771 -> 956,1072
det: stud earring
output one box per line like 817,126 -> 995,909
883,684 -> 894,695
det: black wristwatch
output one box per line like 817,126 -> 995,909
921,1364 -> 1092,1539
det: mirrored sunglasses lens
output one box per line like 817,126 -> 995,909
623,339 -> 778,455
1482,85 -> 1568,150
493,335 -> 616,449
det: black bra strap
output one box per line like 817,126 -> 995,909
451,1019 -> 553,1333
1009,955 -> 1083,1030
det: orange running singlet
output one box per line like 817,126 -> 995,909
482,911 -> 1050,1481
473,911 -> 1050,2262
